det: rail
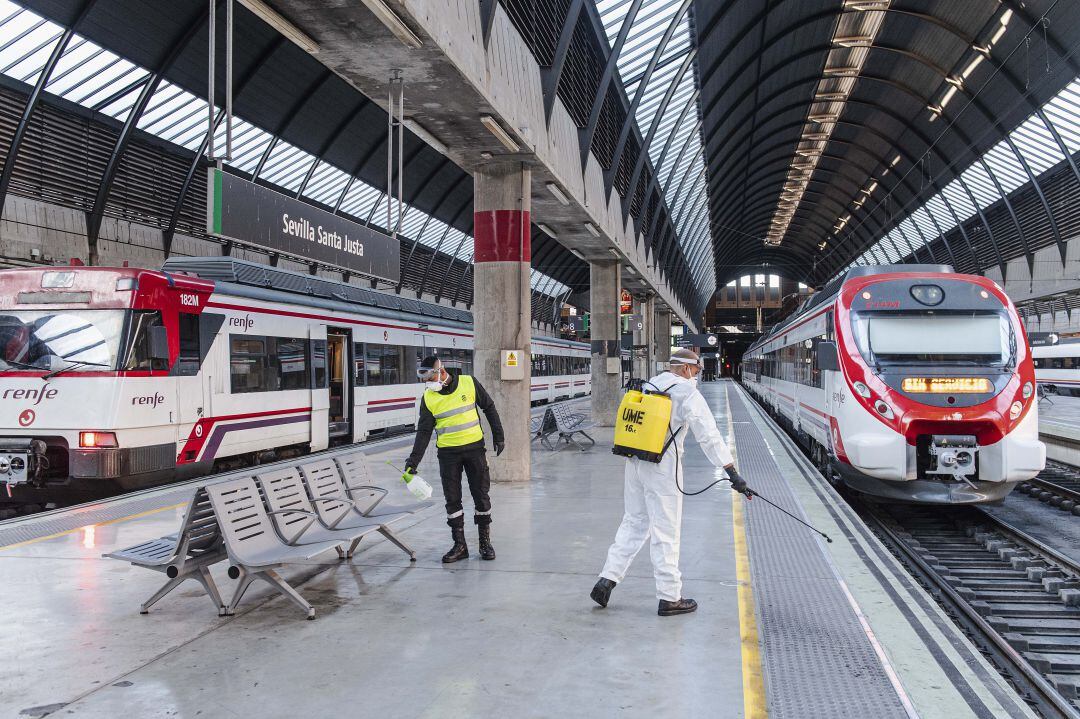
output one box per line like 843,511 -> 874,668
859,500 -> 1080,719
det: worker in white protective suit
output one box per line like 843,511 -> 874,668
591,348 -> 751,616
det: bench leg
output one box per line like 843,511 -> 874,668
195,566 -> 227,616
140,573 -> 186,615
259,568 -> 316,620
571,431 -> 595,451
226,567 -> 316,619
140,564 -> 226,616
345,537 -> 362,559
225,568 -> 257,615
378,526 -> 417,561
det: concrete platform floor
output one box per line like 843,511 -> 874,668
0,382 -> 1032,718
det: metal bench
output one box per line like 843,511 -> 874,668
104,486 -> 227,615
329,453 -> 434,559
332,452 -> 434,516
207,476 -> 342,619
257,466 -> 387,555
548,403 -> 596,451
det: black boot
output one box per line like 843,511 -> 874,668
478,524 -> 496,560
591,577 -> 616,608
658,598 -> 698,616
442,527 -> 469,563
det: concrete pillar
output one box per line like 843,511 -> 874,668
590,260 -> 621,427
654,308 -> 672,370
472,161 -> 531,482
632,294 -> 655,381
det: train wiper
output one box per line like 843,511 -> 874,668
42,360 -> 109,380
0,358 -> 42,371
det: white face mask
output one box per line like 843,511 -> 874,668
425,380 -> 444,391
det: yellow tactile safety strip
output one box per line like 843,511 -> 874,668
724,384 -> 768,718
733,493 -> 768,717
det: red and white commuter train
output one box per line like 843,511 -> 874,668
742,265 -> 1045,504
0,257 -> 591,505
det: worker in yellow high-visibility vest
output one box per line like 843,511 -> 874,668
406,355 -> 505,563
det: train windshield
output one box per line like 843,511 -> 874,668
850,311 -> 1015,366
0,310 -> 125,371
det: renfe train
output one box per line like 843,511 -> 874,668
742,265 -> 1045,504
1030,334 -> 1080,396
0,257 -> 590,505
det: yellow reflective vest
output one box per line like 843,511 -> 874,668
423,375 -> 484,448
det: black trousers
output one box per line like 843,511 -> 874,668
439,448 -> 492,529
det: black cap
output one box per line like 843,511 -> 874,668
420,355 -> 440,370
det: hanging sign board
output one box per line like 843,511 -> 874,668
674,333 -> 719,348
619,288 -> 633,315
207,168 -> 400,282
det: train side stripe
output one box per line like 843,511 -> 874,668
200,414 -> 311,462
178,407 -> 311,464
206,300 -> 473,338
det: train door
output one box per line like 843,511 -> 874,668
327,328 -> 352,442
309,325 -> 329,452
175,312 -> 219,464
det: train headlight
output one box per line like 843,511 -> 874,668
853,381 -> 871,398
874,400 -> 895,419
910,284 -> 944,306
1009,401 -> 1023,420
79,431 -> 118,448
1022,382 -> 1033,399
0,457 -> 9,473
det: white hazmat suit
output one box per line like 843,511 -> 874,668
599,371 -> 735,602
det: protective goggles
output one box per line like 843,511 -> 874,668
416,364 -> 442,381
670,355 -> 703,370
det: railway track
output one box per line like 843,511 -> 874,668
859,500 -> 1080,718
1017,462 -> 1080,515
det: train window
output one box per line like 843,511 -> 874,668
282,339 -> 312,390
230,335 -> 310,393
0,310 -> 125,371
531,353 -> 547,377
408,346 -> 424,377
367,344 -> 402,386
122,311 -> 168,372
175,313 -> 201,376
231,336 -> 267,393
353,342 -> 366,385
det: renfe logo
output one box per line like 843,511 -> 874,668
3,384 -> 58,405
180,293 -> 200,307
228,314 -> 254,330
132,392 -> 166,408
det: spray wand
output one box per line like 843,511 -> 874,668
740,487 -> 832,543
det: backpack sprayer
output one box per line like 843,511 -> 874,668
612,377 -> 832,544
386,461 -> 434,501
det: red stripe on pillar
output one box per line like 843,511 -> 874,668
474,209 -> 530,262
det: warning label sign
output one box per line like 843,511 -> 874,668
501,349 -> 525,380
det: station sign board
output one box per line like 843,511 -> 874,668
207,168 -> 400,282
674,333 -> 719,348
